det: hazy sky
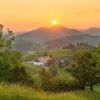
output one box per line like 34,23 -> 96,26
0,0 -> 100,33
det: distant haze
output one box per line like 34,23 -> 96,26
0,0 -> 100,33
13,26 -> 100,54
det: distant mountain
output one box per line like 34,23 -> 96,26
13,26 -> 100,54
84,27 -> 100,36
17,25 -> 82,44
13,37 -> 34,54
46,34 -> 100,50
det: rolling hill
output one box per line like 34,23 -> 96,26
84,27 -> 100,36
46,34 -> 100,50
13,26 -> 100,54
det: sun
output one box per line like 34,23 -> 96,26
52,20 -> 57,25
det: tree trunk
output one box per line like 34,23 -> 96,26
90,84 -> 94,91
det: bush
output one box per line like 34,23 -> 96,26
22,77 -> 34,87
41,78 -> 83,92
58,61 -> 63,68
49,66 -> 58,77
64,60 -> 70,66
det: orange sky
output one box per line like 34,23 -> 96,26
0,0 -> 100,33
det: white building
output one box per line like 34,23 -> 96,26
28,56 -> 52,66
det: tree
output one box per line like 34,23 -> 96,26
47,57 -> 55,66
0,24 -> 33,84
49,66 -> 58,77
62,43 -> 75,49
66,50 -> 100,91
39,68 -> 52,90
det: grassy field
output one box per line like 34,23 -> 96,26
24,63 -> 72,78
24,49 -> 73,60
0,83 -> 99,100
57,68 -> 73,79
24,63 -> 42,77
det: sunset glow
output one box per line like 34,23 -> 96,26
52,20 -> 57,25
0,0 -> 100,32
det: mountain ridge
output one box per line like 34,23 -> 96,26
13,26 -> 100,54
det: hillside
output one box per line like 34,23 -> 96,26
46,34 -> 100,50
24,49 -> 73,60
13,26 -> 100,54
17,25 -> 82,44
0,84 -> 99,100
84,27 -> 100,36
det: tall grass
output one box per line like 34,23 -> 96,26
0,83 -> 99,100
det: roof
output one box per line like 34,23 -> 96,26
34,56 -> 51,64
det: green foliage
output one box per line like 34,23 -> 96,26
58,61 -> 63,68
0,24 -> 34,85
66,50 -> 100,91
76,42 -> 93,48
39,68 -> 53,91
39,73 -> 84,92
47,57 -> 55,66
62,43 -> 75,49
64,59 -> 70,66
24,49 -> 73,60
48,78 -> 83,92
0,84 -> 99,100
49,66 -> 58,77
39,67 -> 82,92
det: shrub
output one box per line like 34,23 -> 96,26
41,78 -> 83,92
58,61 -> 63,68
49,66 -> 58,77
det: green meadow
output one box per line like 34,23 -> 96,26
0,84 -> 99,100
24,49 -> 73,60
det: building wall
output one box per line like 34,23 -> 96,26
33,62 -> 43,66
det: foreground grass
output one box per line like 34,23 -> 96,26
0,84 -> 99,100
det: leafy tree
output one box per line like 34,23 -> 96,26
39,68 -> 52,90
66,50 -> 100,91
49,66 -> 58,77
47,57 -> 55,66
0,24 -> 33,84
62,43 -> 75,49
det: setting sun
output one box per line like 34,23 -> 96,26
52,20 -> 57,25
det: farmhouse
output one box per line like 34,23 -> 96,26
29,56 -> 52,66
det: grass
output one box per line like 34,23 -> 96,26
0,83 -> 99,100
24,63 -> 72,78
24,63 -> 42,77
57,68 -> 73,79
24,49 -> 73,60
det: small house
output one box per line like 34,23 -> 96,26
29,56 -> 52,66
